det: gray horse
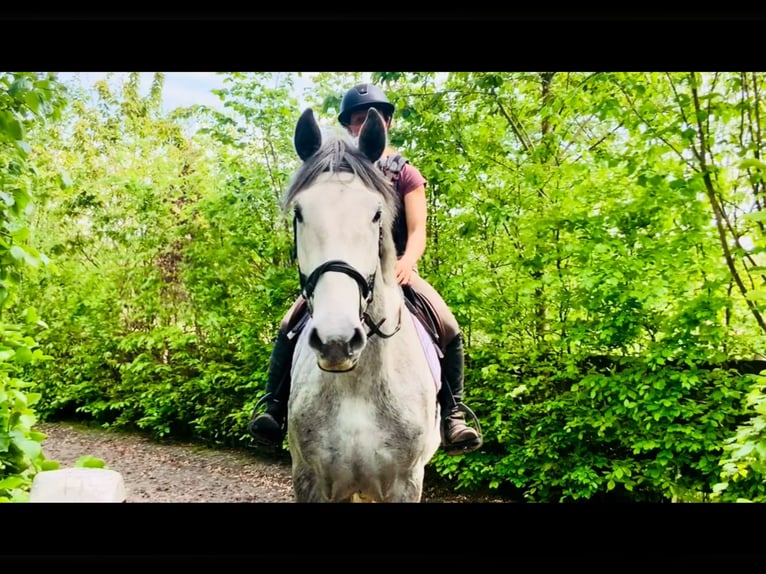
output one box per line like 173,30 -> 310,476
282,107 -> 441,502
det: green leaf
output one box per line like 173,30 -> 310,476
9,76 -> 33,98
14,346 -> 33,365
740,158 -> 766,171
9,245 -> 25,260
41,460 -> 60,471
28,430 -> 46,441
75,455 -> 106,469
712,482 -> 728,493
14,140 -> 30,156
732,443 -> 755,458
22,307 -> 39,324
0,110 -> 23,140
9,245 -> 39,267
0,476 -> 25,489
12,187 -> 31,213
11,432 -> 42,461
24,91 -> 41,114
681,128 -> 696,141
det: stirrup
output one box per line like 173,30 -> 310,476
251,392 -> 272,414
248,414 -> 285,449
441,403 -> 483,456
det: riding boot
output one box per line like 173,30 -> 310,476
438,332 -> 483,456
247,329 -> 295,448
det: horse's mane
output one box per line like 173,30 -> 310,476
282,132 -> 401,282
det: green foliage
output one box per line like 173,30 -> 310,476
24,73 -> 299,449
0,361 -> 48,501
17,71 -> 766,502
440,348 -> 754,502
74,454 -> 106,468
395,71 -> 766,500
0,72 -> 67,501
712,372 -> 766,501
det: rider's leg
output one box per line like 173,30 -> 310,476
440,331 -> 483,454
407,274 -> 483,455
247,297 -> 307,448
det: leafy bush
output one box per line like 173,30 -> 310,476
434,347 -> 756,503
712,372 -> 766,502
0,316 -> 59,501
0,72 -> 66,501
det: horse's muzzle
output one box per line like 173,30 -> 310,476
309,327 -> 365,372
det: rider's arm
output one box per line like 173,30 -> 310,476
396,184 -> 427,284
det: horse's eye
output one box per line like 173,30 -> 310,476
372,209 -> 381,224
294,205 -> 303,223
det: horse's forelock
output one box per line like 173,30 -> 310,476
282,134 -> 399,219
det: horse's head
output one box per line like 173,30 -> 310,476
285,108 -> 399,372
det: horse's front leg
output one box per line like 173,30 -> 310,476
291,465 -> 327,502
384,472 -> 425,502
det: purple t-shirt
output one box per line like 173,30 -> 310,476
396,161 -> 427,198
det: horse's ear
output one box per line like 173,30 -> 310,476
294,108 -> 322,161
358,107 -> 387,163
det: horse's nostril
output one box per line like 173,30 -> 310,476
308,326 -> 366,357
348,326 -> 365,353
308,328 -> 322,351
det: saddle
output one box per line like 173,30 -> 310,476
401,284 -> 446,355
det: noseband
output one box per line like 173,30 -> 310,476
300,259 -> 373,312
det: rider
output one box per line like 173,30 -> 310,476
247,82 -> 483,456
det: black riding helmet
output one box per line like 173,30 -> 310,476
338,83 -> 395,126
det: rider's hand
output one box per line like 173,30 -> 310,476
395,256 -> 416,285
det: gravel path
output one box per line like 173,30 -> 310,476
36,420 -> 513,503
37,421 -> 295,502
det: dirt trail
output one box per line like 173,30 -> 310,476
37,420 -> 513,503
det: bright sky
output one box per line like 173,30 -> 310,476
56,72 -> 225,111
56,72 -> 316,113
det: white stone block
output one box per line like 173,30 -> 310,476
29,468 -> 127,502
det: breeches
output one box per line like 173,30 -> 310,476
405,272 -> 460,345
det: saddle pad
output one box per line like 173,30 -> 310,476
409,308 -> 442,394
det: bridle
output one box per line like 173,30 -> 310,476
295,217 -> 401,340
